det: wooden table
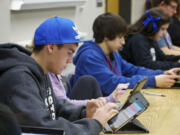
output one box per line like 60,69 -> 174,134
103,89 -> 180,135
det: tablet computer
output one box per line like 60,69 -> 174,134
118,77 -> 148,111
130,77 -> 148,95
107,100 -> 146,132
21,125 -> 65,135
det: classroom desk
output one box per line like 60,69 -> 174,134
103,89 -> 180,135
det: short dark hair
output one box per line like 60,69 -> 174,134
145,0 -> 153,10
93,13 -> 127,43
128,7 -> 171,37
152,0 -> 179,7
32,45 -> 44,53
32,44 -> 63,53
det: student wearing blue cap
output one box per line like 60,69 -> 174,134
72,12 -> 180,96
120,8 -> 180,70
0,16 -> 119,135
35,16 -> 128,104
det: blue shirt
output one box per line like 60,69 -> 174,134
156,32 -> 173,49
72,41 -> 163,96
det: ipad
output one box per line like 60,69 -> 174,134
118,77 -> 148,111
22,133 -> 53,135
130,77 -> 148,95
21,126 -> 65,135
108,100 -> 146,132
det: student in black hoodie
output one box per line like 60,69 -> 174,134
0,104 -> 21,135
0,16 -> 118,135
120,8 -> 180,70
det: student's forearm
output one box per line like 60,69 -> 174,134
173,45 -> 180,51
161,47 -> 180,56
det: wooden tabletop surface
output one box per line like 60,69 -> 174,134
102,89 -> 180,135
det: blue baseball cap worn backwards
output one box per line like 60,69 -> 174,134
34,16 -> 82,46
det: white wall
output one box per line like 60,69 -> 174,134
0,0 -> 11,43
0,0 -> 147,44
10,0 -> 105,45
11,7 -> 77,44
75,0 -> 105,39
131,0 -> 146,24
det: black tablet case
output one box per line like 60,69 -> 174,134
21,125 -> 65,135
104,78 -> 150,134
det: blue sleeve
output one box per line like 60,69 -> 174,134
120,56 -> 163,88
74,51 -> 119,95
75,51 -> 162,96
156,36 -> 168,48
120,55 -> 163,76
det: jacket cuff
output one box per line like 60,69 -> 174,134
80,107 -> 86,119
145,76 -> 156,88
92,119 -> 103,131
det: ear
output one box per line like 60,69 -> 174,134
104,37 -> 109,42
46,44 -> 54,54
159,1 -> 165,7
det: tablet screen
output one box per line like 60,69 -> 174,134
108,100 -> 145,131
124,100 -> 145,117
21,126 -> 64,135
22,132 -> 58,135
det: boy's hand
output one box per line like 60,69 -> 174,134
155,74 -> 180,88
164,68 -> 180,75
88,103 -> 118,127
111,83 -> 129,101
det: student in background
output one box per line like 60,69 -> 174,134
120,8 -> 180,70
0,16 -> 119,135
146,0 -> 153,9
168,1 -> 180,46
152,0 -> 180,55
71,12 -> 180,96
49,73 -> 129,106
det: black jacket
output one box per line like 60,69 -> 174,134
0,43 -> 102,135
120,34 -> 180,70
0,103 -> 22,135
168,16 -> 180,46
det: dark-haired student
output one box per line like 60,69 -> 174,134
120,8 -> 180,70
71,12 -> 180,97
168,1 -> 180,47
0,16 -> 119,135
151,0 -> 180,55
